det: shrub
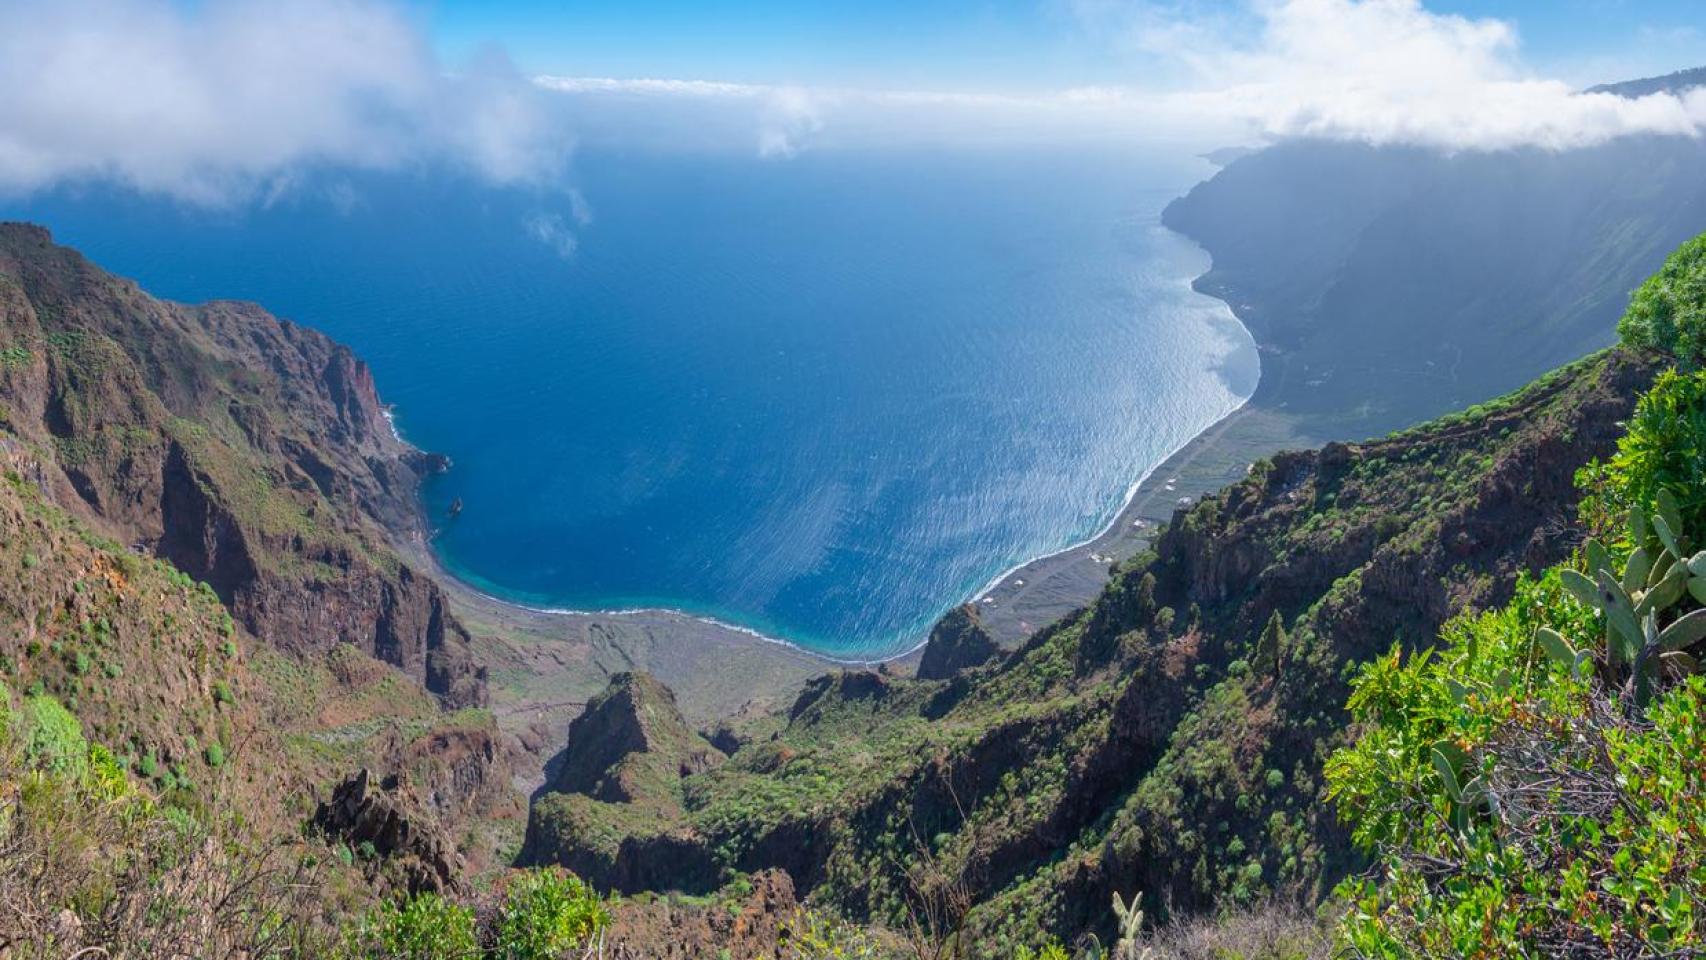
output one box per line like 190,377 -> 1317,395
495,868 -> 610,959
2,714 -> 336,955
1327,562 -> 1706,955
1619,232 -> 1706,365
780,907 -> 887,959
21,694 -> 88,780
1581,367 -> 1706,538
1326,358 -> 1706,956
347,892 -> 479,960
204,743 -> 225,768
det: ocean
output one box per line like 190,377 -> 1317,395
4,146 -> 1257,659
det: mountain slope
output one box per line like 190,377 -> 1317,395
526,344 -> 1659,948
0,223 -> 484,706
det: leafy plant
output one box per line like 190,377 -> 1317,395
1327,462 -> 1706,953
1581,367 -> 1706,539
349,892 -> 479,960
781,907 -> 889,959
1618,231 -> 1706,366
494,868 -> 609,959
20,694 -> 88,780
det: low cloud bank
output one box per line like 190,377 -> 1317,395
542,0 -> 1706,157
0,0 -> 570,204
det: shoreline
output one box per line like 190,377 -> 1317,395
408,255 -> 1309,664
428,544 -> 887,668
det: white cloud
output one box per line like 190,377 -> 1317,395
0,0 -> 572,204
538,76 -> 829,159
523,210 -> 579,259
540,0 -> 1706,156
757,88 -> 824,159
1101,0 -> 1706,151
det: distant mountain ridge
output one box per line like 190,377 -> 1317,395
1588,64 -> 1706,98
1162,132 -> 1706,442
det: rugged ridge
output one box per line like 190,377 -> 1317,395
518,671 -> 728,894
916,603 -> 1000,680
0,223 -> 485,706
543,671 -> 725,804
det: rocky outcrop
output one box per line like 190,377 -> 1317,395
606,870 -> 803,960
313,768 -> 464,895
520,673 -> 729,893
787,670 -> 893,721
546,672 -> 723,804
0,223 -> 484,706
917,604 -> 1000,680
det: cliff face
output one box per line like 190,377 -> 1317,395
522,347 -> 1659,945
0,223 -> 484,707
1162,136 -> 1706,440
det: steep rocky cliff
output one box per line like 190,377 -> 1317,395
523,346 -> 1659,947
1161,137 -> 1706,440
0,223 -> 484,707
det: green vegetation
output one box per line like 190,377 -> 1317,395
1324,270 -> 1706,957
340,868 -> 610,960
342,893 -> 480,960
1618,232 -> 1706,366
493,869 -> 611,959
0,687 -> 335,957
1581,367 -> 1706,538
21,693 -> 88,779
782,908 -> 892,959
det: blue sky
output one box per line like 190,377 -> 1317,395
427,0 -> 1706,90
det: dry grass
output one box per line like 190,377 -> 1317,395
1138,900 -> 1331,960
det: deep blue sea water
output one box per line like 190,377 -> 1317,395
4,147 -> 1257,658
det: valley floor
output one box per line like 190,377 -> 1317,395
390,529 -> 827,793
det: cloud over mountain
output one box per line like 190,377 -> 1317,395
1133,0 -> 1706,150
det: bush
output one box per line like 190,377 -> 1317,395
204,743 -> 224,768
20,694 -> 88,780
1327,563 -> 1706,955
1580,367 -> 1706,538
495,868 -> 610,959
348,892 -> 478,960
780,907 -> 888,959
1619,232 -> 1706,364
1326,360 -> 1706,956
2,711 -> 337,955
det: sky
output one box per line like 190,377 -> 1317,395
1,0 -> 1704,205
426,0 -> 1706,90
